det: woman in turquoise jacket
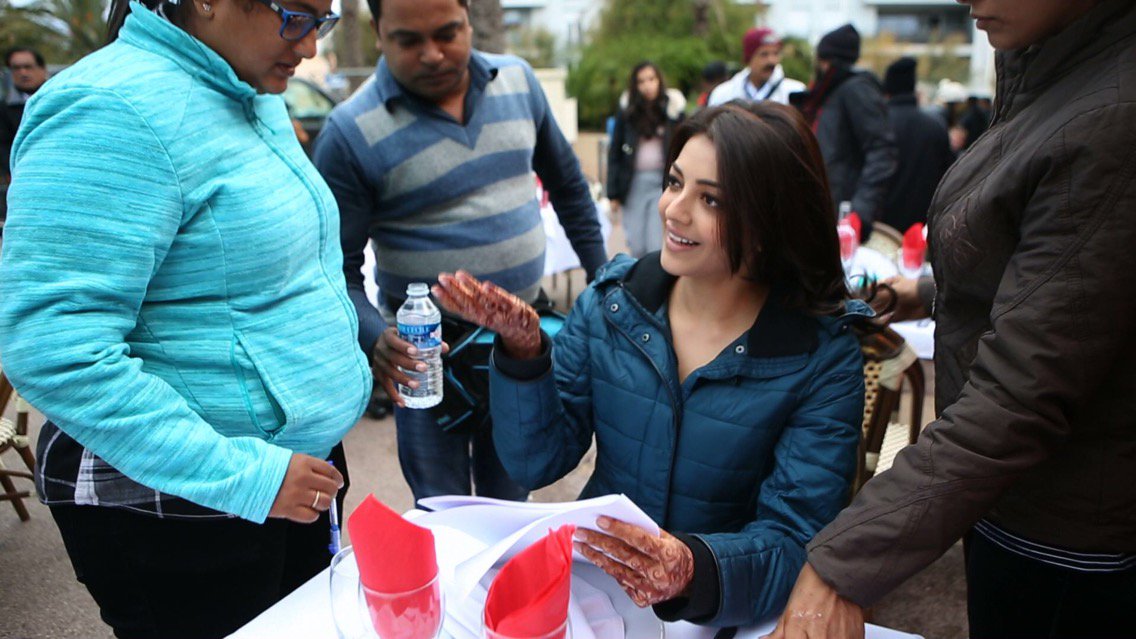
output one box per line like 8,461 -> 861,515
0,0 -> 370,636
434,103 -> 868,626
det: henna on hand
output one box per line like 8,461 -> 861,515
432,270 -> 542,359
573,517 -> 695,607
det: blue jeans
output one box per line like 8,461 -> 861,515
394,406 -> 529,502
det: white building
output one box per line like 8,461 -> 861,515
501,0 -> 604,57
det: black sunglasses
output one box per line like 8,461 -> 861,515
255,0 -> 340,41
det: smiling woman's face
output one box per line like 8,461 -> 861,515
188,0 -> 329,94
658,134 -> 733,281
957,0 -> 1103,50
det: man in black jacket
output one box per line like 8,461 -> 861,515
880,57 -> 953,233
798,24 -> 897,239
2,47 -> 48,183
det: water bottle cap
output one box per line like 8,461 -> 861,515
406,283 -> 430,297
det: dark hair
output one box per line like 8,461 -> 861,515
5,47 -> 45,68
701,60 -> 728,83
107,0 -> 188,42
367,0 -> 468,22
624,61 -> 668,139
666,101 -> 848,316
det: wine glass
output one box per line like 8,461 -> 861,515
330,547 -> 445,639
837,222 -> 859,277
483,618 -> 570,639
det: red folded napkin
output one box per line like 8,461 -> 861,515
902,222 -> 927,271
348,495 -> 442,639
348,494 -> 438,592
484,525 -> 575,638
844,212 -> 862,240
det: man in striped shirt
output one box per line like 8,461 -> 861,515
313,0 -> 606,502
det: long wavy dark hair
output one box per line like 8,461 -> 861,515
624,61 -> 668,139
667,101 -> 850,317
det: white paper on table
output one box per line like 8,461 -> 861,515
416,495 -> 659,598
427,524 -> 622,639
570,571 -> 623,639
891,319 -> 935,360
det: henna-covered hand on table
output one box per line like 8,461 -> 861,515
573,516 -> 694,608
431,270 -> 542,360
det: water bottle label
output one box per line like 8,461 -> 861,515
398,322 -> 442,349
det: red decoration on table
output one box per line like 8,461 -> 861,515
843,212 -> 862,240
902,222 -> 927,272
484,525 -> 575,639
347,495 -> 441,639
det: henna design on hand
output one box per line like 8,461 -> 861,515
432,271 -> 542,359
573,517 -> 695,607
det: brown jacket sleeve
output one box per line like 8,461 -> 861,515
806,103 -> 1136,607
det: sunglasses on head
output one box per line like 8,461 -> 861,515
255,0 -> 339,41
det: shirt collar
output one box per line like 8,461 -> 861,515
373,49 -> 499,113
119,1 -> 257,104
619,252 -> 820,358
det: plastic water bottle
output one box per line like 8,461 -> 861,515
396,283 -> 443,409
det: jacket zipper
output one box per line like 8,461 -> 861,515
249,110 -> 372,413
604,285 -> 683,525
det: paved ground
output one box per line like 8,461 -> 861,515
0,157 -> 967,637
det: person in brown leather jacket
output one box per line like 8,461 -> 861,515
770,1 -> 1136,638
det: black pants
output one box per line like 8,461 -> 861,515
966,530 -> 1136,639
50,446 -> 349,639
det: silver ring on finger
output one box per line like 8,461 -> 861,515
312,490 -> 322,509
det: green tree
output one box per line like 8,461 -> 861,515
0,0 -> 108,64
568,0 -> 759,129
508,26 -> 558,69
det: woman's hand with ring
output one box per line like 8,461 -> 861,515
269,453 -> 343,523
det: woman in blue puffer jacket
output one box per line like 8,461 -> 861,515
433,102 -> 868,627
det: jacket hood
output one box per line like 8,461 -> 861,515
118,1 -> 259,104
595,253 -> 872,358
994,0 -> 1135,122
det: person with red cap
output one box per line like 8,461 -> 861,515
708,27 -> 805,106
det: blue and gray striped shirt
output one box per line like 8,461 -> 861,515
313,52 -> 606,352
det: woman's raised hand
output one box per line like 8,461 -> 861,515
432,271 -> 542,360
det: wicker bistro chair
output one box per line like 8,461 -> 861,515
853,326 -> 925,495
863,221 -> 903,260
1,372 -> 36,521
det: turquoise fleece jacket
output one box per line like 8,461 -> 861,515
0,5 -> 372,522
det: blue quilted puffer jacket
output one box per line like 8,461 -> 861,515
491,253 -> 867,626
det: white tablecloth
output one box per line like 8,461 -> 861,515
849,246 -> 898,282
892,320 -> 935,360
543,200 -> 612,277
230,551 -> 922,639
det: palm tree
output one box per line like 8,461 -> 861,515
336,0 -> 364,69
0,0 -> 108,64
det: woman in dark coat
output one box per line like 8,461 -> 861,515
606,61 -> 683,257
773,2 -> 1136,637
